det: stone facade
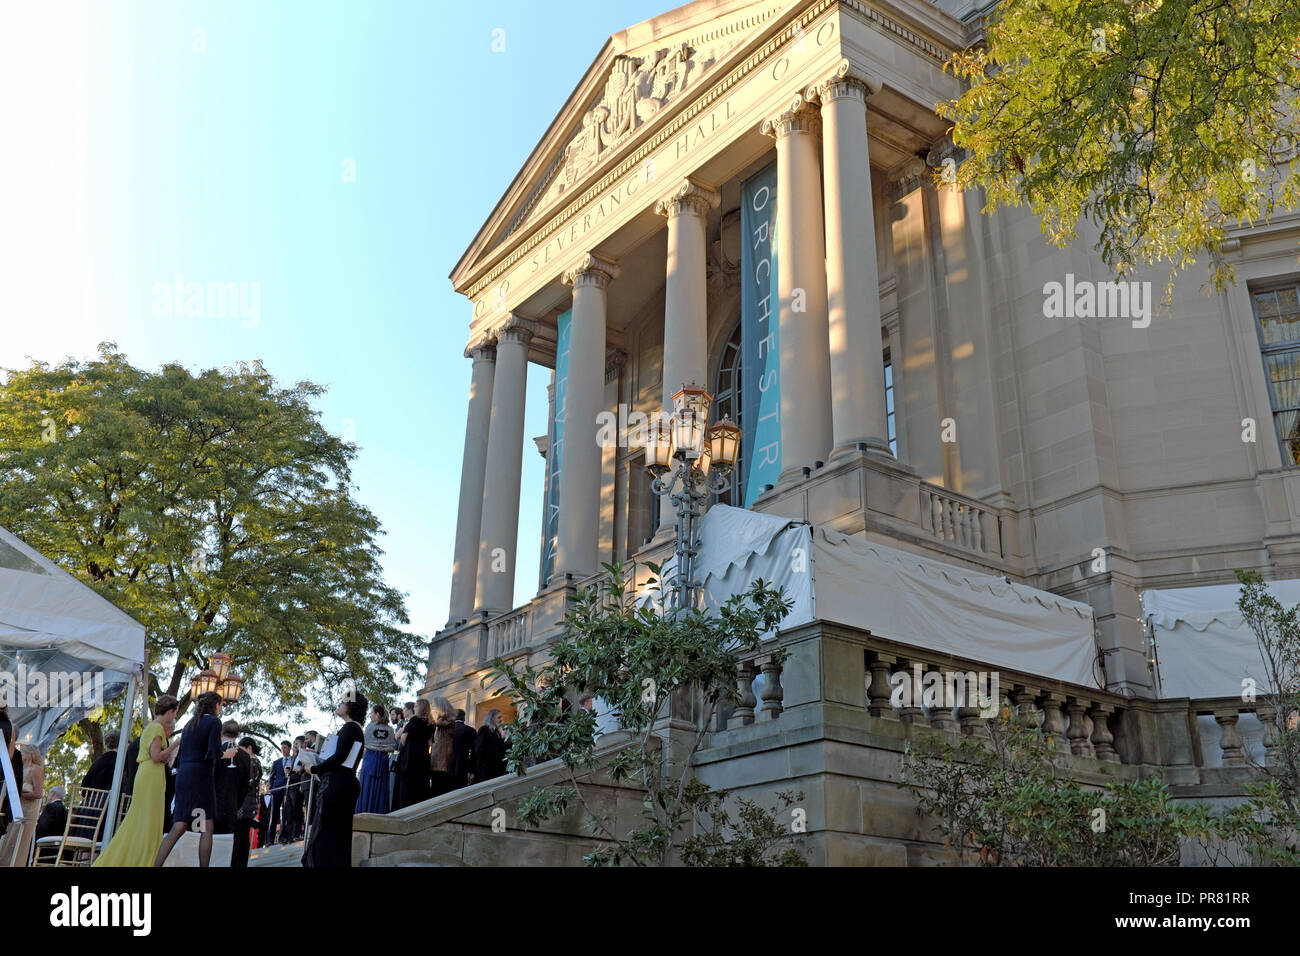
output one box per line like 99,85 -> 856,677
403,0 -> 1300,864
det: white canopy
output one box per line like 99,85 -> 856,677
656,505 -> 1101,688
0,526 -> 145,750
1141,581 -> 1300,699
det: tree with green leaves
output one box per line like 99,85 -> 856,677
490,562 -> 802,866
944,0 -> 1300,291
0,344 -> 422,754
903,708 -> 1189,866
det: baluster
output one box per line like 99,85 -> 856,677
1258,706 -> 1280,766
1215,710 -> 1246,767
1066,699 -> 1094,757
895,662 -> 925,724
1090,704 -> 1119,762
957,703 -> 988,738
1040,693 -> 1070,753
1011,686 -> 1039,731
758,657 -> 784,719
930,674 -> 957,731
727,661 -> 757,729
972,510 -> 984,553
867,657 -> 894,718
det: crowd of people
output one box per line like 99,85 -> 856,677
8,691 -> 516,868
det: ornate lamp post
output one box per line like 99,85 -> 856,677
644,383 -> 742,614
189,652 -> 244,706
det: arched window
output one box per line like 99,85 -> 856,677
713,320 -> 744,506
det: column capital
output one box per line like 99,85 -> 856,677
886,157 -> 929,201
464,337 -> 496,363
804,59 -> 880,106
654,179 -> 721,220
759,95 -> 819,139
605,350 -> 627,385
925,138 -> 968,170
562,253 -> 620,289
493,315 -> 538,347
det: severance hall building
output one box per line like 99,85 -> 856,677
375,0 -> 1300,865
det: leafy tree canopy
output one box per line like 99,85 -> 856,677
0,344 -> 421,735
944,0 -> 1300,291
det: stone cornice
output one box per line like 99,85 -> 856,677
562,253 -> 621,289
458,0 -> 970,314
461,0 -> 845,303
654,178 -> 722,219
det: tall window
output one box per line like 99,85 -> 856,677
884,350 -> 897,457
713,321 -> 744,506
1254,285 -> 1300,464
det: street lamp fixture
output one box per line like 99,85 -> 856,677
191,668 -> 220,699
218,672 -> 244,703
644,382 -> 742,614
209,651 -> 232,681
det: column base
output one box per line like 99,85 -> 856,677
777,461 -> 824,485
829,438 -> 895,463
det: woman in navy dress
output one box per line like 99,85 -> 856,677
356,706 -> 395,814
154,690 -> 223,867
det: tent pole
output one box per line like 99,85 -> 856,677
99,668 -> 138,848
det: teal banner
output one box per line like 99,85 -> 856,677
540,308 -> 571,587
740,162 -> 779,506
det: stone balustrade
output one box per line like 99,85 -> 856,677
919,483 -> 1000,558
485,604 -> 531,661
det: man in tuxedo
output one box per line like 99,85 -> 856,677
263,740 -> 292,846
121,735 -> 141,797
213,720 -> 251,864
280,736 -> 305,843
450,709 -> 476,790
34,786 -> 67,840
80,730 -> 120,792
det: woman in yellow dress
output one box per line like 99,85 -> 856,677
93,695 -> 181,867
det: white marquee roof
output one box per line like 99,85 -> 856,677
653,505 -> 1101,688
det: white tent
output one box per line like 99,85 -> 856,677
1139,581 -> 1296,767
1141,581 -> 1299,700
651,505 -> 1101,688
0,526 -> 146,849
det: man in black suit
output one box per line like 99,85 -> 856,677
121,735 -> 141,797
263,740 -> 292,846
80,730 -> 120,792
213,720 -> 251,864
280,736 -> 305,843
450,709 -> 476,790
34,786 -> 67,840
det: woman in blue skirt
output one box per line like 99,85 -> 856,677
154,690 -> 223,866
356,706 -> 395,814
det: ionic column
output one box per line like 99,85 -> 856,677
761,97 -> 833,481
447,339 -> 496,624
654,179 -> 720,533
474,320 -> 533,615
556,253 -> 619,578
807,62 -> 893,460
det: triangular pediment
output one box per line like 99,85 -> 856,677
451,0 -> 797,291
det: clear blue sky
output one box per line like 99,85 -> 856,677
0,0 -> 670,703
